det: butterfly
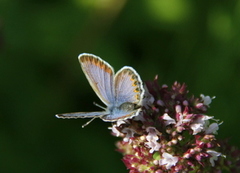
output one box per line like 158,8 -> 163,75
55,53 -> 145,128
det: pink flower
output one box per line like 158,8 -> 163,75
111,79 -> 237,172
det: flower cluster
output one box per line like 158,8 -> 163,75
109,77 -> 235,173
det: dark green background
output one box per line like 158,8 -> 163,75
0,0 -> 239,172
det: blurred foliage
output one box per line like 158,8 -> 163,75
0,0 -> 240,172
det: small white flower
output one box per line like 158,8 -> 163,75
116,119 -> 128,126
190,115 -> 213,135
109,120 -> 129,137
109,124 -> 122,137
122,128 -> 135,143
205,122 -> 219,134
145,127 -> 161,153
145,140 -> 161,153
200,94 -> 216,106
190,123 -> 203,135
159,152 -> 178,169
162,113 -> 176,126
206,150 -> 222,167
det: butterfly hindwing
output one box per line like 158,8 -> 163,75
114,67 -> 144,106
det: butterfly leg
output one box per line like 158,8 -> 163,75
93,102 -> 106,110
82,116 -> 98,128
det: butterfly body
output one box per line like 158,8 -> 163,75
56,53 -> 145,126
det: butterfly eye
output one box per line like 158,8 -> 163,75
119,102 -> 138,111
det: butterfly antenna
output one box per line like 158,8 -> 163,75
93,102 -> 105,110
82,117 -> 97,128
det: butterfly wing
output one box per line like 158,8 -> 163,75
79,53 -> 115,106
101,108 -> 141,122
101,67 -> 144,121
114,66 -> 145,106
55,111 -> 108,119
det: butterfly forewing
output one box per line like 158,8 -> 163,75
114,67 -> 144,106
79,54 -> 115,106
56,111 -> 108,119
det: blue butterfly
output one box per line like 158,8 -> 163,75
55,53 -> 145,127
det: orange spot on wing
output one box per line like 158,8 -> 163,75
81,55 -> 113,74
135,94 -> 140,101
134,88 -> 140,93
